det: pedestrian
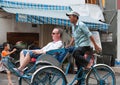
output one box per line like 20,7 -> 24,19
1,42 -> 16,85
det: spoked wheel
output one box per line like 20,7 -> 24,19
86,64 -> 116,85
31,66 -> 67,85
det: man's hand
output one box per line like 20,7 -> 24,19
90,36 -> 102,53
65,45 -> 70,48
32,50 -> 45,54
32,50 -> 41,54
94,45 -> 102,53
65,37 -> 74,48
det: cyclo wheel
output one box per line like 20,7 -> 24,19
31,66 -> 67,85
86,64 -> 116,85
18,62 -> 53,85
24,54 -> 57,74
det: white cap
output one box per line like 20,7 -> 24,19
66,11 -> 80,17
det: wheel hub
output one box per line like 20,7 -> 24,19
99,79 -> 105,85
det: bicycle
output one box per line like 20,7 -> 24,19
1,47 -> 116,85
31,47 -> 116,85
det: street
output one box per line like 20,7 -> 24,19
0,72 -> 120,85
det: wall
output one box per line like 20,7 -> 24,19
102,0 -> 117,58
39,24 -> 54,47
0,13 -> 40,45
117,10 -> 120,60
0,13 -> 13,44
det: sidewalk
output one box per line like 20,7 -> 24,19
112,67 -> 120,73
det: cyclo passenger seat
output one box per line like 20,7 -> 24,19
30,47 -> 74,63
29,48 -> 67,63
46,47 -> 74,63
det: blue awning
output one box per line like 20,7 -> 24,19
16,14 -> 108,31
0,0 -> 109,31
0,0 -> 71,11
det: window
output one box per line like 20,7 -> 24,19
7,32 -> 39,45
85,0 -> 105,8
101,0 -> 105,8
85,0 -> 96,4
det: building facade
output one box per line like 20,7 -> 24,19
0,12 -> 40,44
117,0 -> 120,60
0,0 -> 119,65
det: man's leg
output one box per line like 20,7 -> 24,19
73,47 -> 85,85
75,57 -> 86,85
19,50 -> 26,66
18,52 -> 31,71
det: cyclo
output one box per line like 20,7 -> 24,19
2,46 -> 116,85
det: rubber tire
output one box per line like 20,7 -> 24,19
86,64 -> 116,85
31,66 -> 67,85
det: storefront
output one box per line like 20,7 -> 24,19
0,0 -> 108,43
0,0 -> 114,67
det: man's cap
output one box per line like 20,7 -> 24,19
66,11 -> 80,17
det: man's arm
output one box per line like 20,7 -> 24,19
32,49 -> 45,54
32,43 -> 51,54
81,23 -> 101,52
32,41 -> 63,54
90,36 -> 101,52
66,37 -> 74,48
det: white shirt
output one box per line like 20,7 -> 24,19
41,40 -> 63,52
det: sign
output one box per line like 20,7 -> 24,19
101,33 -> 113,42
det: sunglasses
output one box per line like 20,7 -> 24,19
52,32 -> 59,35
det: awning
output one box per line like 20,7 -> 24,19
0,0 -> 85,7
0,0 -> 72,11
0,0 -> 109,31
